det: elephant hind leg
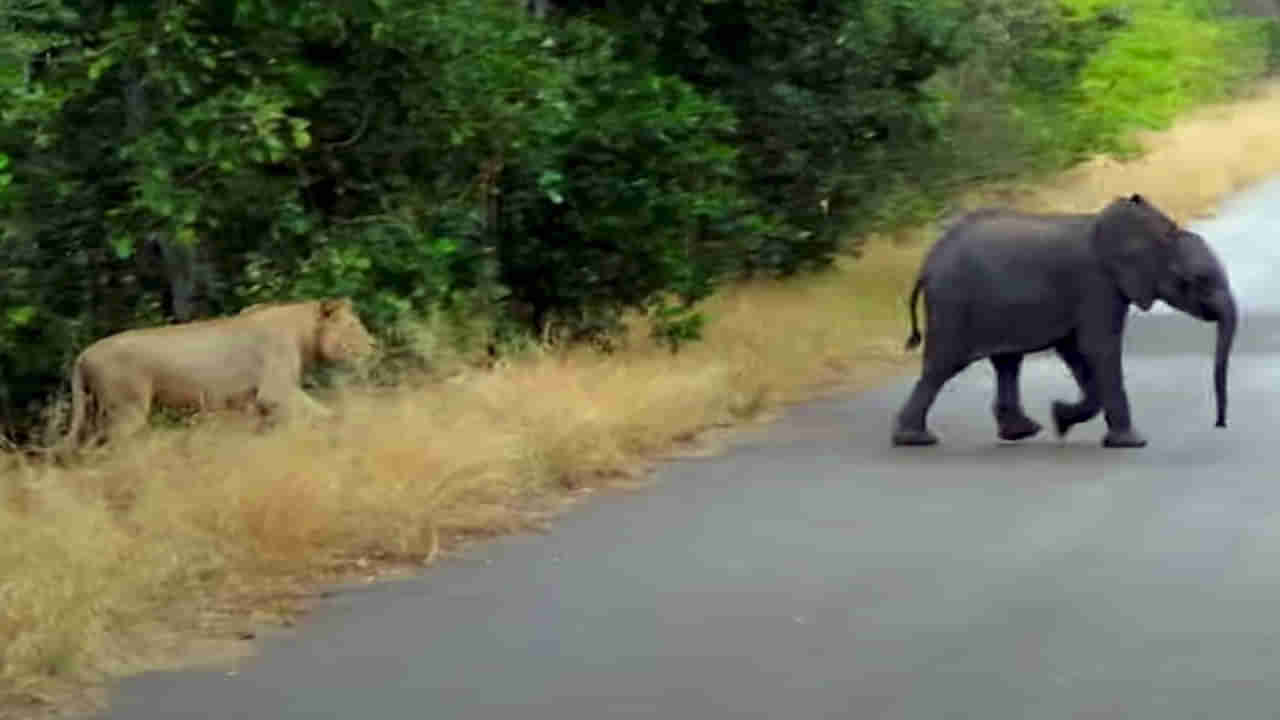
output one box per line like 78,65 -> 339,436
1051,337 -> 1102,438
990,353 -> 1042,442
893,351 -> 971,447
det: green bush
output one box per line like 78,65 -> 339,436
922,0 -> 1129,176
907,0 -> 1273,204
552,0 -> 975,270
1068,0 -> 1271,152
0,0 -> 755,433
0,0 -> 1273,437
487,21 -> 750,342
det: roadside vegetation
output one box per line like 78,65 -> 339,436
3,0 -> 1280,714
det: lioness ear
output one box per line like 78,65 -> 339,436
320,297 -> 355,318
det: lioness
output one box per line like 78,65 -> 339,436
57,297 -> 376,452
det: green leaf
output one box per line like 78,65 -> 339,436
110,235 -> 135,260
289,118 -> 312,148
88,55 -> 116,81
6,306 -> 36,328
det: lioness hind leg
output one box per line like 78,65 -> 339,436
101,400 -> 150,447
95,376 -> 152,448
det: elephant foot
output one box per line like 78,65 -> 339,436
997,415 -> 1042,442
1051,401 -> 1075,437
892,427 -> 939,447
1102,427 -> 1148,449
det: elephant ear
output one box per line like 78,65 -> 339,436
1091,194 -> 1175,311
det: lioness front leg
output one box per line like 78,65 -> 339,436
295,389 -> 335,420
256,352 -> 338,429
255,384 -> 334,427
255,362 -> 304,428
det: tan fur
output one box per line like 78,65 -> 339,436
58,298 -> 376,452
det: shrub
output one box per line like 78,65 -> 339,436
0,0 -> 754,433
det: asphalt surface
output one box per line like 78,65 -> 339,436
101,176 -> 1280,720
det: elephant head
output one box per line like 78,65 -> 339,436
1157,228 -> 1237,429
1092,194 -> 1236,428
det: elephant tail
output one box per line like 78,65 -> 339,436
904,276 -> 925,352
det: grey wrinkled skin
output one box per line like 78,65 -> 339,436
894,194 -> 1237,449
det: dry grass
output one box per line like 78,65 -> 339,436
4,79 -> 1280,718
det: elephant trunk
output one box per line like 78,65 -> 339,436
1213,293 -> 1236,428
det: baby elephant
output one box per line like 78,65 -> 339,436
893,194 -> 1236,449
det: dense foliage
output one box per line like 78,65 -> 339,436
0,0 -> 1275,435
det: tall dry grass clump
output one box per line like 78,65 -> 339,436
4,80 -> 1280,715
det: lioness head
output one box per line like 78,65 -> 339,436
316,298 -> 377,364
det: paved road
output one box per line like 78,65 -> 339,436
102,178 -> 1280,720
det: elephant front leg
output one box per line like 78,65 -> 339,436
990,353 -> 1042,441
1089,346 -> 1147,448
1051,339 -> 1102,438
